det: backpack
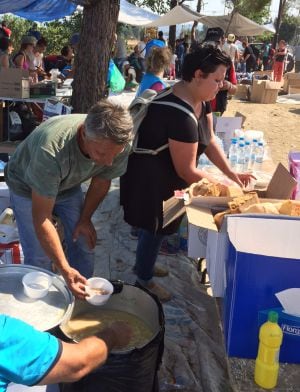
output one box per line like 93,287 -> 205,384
129,87 -> 198,155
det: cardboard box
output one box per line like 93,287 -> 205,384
283,72 -> 300,93
224,215 -> 300,362
258,308 -> 300,363
253,70 -> 274,80
288,84 -> 300,95
0,69 -> 30,99
183,163 -> 297,297
235,84 -> 250,100
215,116 -> 243,154
250,80 -> 282,104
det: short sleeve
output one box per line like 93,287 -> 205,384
0,315 -> 62,388
164,106 -> 199,144
24,148 -> 61,198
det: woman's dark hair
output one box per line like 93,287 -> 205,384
0,37 -> 11,51
182,45 -> 231,82
61,45 -> 72,57
37,37 -> 47,47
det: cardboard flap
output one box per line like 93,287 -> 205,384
186,205 -> 218,231
266,163 -> 297,199
0,68 -> 29,80
163,196 -> 185,228
227,215 -> 300,258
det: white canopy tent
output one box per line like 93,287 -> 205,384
118,0 -> 159,26
144,4 -> 202,27
198,12 -> 275,36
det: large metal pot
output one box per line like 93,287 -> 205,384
59,281 -> 164,392
0,264 -> 74,332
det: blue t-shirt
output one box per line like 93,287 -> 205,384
0,315 -> 62,392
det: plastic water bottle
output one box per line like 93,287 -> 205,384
236,142 -> 245,172
254,311 -> 283,389
254,142 -> 264,171
228,138 -> 238,169
250,139 -> 258,168
243,141 -> 251,172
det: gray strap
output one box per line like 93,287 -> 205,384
151,101 -> 198,126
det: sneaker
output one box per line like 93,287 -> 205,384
141,281 -> 172,302
159,239 -> 179,256
132,263 -> 169,277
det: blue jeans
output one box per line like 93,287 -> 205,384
134,229 -> 165,284
10,189 -> 94,278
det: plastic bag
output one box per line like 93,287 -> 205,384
108,60 -> 125,93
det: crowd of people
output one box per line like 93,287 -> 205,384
0,20 -> 299,391
0,20 -> 74,83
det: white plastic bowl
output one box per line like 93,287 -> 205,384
85,277 -> 113,306
22,271 -> 53,299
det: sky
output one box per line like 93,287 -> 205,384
190,0 -> 280,20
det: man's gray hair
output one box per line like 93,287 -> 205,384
84,100 -> 133,145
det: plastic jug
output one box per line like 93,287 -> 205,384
254,311 -> 283,389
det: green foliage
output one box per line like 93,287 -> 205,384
228,0 -> 272,23
278,14 -> 300,44
1,12 -> 82,55
127,0 -> 169,15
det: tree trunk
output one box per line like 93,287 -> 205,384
71,0 -> 119,113
273,0 -> 287,48
168,0 -> 177,51
191,0 -> 202,43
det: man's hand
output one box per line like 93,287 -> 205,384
61,267 -> 87,299
73,219 -> 97,249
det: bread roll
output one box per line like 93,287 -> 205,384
213,209 -> 231,230
279,200 -> 300,216
228,192 -> 260,213
226,186 -> 244,198
242,203 -> 280,214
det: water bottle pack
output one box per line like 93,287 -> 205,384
228,136 -> 265,173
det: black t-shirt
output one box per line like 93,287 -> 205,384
244,46 -> 256,65
120,92 -> 211,234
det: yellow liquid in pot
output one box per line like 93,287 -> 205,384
63,309 -> 154,350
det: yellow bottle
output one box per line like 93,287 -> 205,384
254,311 -> 283,389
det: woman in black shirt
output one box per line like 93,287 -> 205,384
120,46 -> 253,302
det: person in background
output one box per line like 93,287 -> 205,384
122,60 -> 138,90
5,100 -> 133,298
273,39 -> 287,82
201,27 -> 237,115
70,32 -> 80,54
0,314 -> 132,392
137,33 -> 150,73
27,23 -> 41,41
127,45 -> 143,83
175,38 -> 185,78
136,46 -> 171,97
168,48 -> 177,80
114,34 -> 127,71
13,35 -> 37,71
31,37 -> 48,80
120,46 -> 254,302
0,37 -> 14,69
223,33 -> 239,67
262,40 -> 272,71
157,30 -> 166,44
241,39 -> 257,73
0,21 -> 11,38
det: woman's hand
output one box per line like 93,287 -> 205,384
227,171 -> 256,188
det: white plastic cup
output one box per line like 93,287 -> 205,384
85,277 -> 113,306
22,271 -> 53,299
